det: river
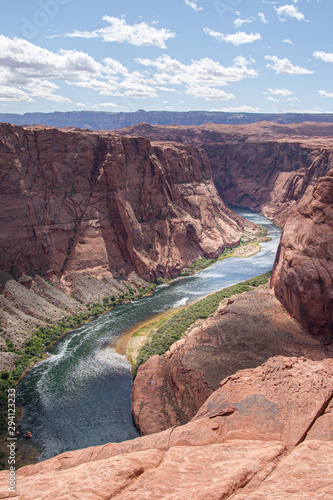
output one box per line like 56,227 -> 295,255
17,208 -> 282,461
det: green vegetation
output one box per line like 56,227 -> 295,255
133,271 -> 272,377
0,281 -> 156,464
179,256 -> 217,276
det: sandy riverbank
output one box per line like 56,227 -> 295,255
118,243 -> 263,363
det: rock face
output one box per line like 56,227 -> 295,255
0,123 -> 255,283
131,289 -> 329,435
1,356 -> 332,499
117,121 -> 333,225
271,168 -> 333,339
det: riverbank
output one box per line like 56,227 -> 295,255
123,242 -> 264,366
131,271 -> 273,377
8,207 -> 281,467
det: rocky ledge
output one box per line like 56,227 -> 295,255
1,356 -> 332,499
271,168 -> 333,339
131,288 -> 329,435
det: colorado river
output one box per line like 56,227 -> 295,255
17,208 -> 282,461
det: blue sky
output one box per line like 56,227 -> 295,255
0,0 -> 332,114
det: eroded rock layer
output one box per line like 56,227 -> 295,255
271,168 -> 333,339
0,123 -> 256,282
131,289 -> 329,435
1,356 -> 332,499
117,121 -> 333,225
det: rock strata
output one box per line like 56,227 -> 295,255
117,121 -> 333,225
131,289 -> 329,435
271,168 -> 333,339
0,123 -> 257,365
0,123 -> 255,283
1,356 -> 332,499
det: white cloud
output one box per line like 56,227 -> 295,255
157,86 -> 177,92
313,51 -> 333,63
290,108 -> 325,114
234,17 -> 255,28
318,90 -> 333,98
275,4 -> 305,21
0,35 -> 102,82
204,28 -> 262,46
0,85 -> 33,102
211,105 -> 260,112
137,54 -> 258,86
59,16 -> 176,49
264,87 -> 293,96
136,54 -> 257,101
86,102 -> 124,109
258,12 -> 268,23
0,35 -> 101,103
265,96 -> 280,102
184,0 -> 203,11
265,55 -> 314,74
283,38 -> 293,44
67,78 -> 120,96
185,84 -> 235,101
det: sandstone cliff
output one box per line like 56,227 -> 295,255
0,123 -> 255,282
271,168 -> 333,339
131,288 -> 329,435
117,121 -> 333,225
0,123 -> 258,364
1,356 -> 332,499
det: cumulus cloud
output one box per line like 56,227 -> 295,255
0,85 -> 33,102
318,90 -> 333,98
258,12 -> 268,23
283,38 -> 293,44
0,35 -> 102,82
264,87 -> 293,96
0,35 -> 100,103
211,105 -> 260,112
204,28 -> 262,46
265,55 -> 314,74
185,84 -> 235,101
313,51 -> 333,63
234,17 -> 255,28
86,102 -> 124,109
58,16 -> 176,49
136,54 -> 258,101
184,0 -> 203,11
275,4 -> 305,21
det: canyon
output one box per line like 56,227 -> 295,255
0,119 -> 332,498
117,121 -> 333,225
0,123 -> 257,368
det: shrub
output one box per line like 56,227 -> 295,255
134,271 -> 272,376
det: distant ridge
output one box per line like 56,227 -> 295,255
1,110 -> 333,130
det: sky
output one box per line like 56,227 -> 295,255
0,0 -> 332,114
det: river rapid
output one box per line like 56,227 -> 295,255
17,208 -> 282,461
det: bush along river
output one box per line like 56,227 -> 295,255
17,208 -> 282,461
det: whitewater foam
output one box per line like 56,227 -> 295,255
173,297 -> 188,307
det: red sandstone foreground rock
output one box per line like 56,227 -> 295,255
271,168 -> 333,339
131,289 -> 329,435
1,356 -> 332,499
117,121 -> 333,225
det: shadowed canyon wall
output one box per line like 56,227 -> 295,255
117,122 -> 333,225
271,168 -> 333,339
0,123 -> 256,283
